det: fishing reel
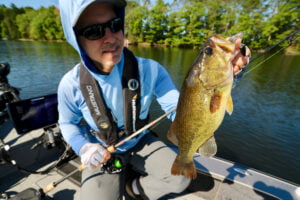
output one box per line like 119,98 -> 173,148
102,155 -> 124,174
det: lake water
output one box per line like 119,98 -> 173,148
1,40 -> 299,185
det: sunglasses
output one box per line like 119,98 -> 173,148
76,18 -> 123,40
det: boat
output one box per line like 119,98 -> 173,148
0,64 -> 299,200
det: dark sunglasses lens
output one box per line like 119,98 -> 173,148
79,18 -> 122,40
110,18 -> 123,33
83,25 -> 104,40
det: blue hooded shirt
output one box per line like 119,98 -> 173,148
57,0 -> 179,155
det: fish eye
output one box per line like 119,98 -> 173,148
205,47 -> 213,55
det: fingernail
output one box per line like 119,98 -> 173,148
240,44 -> 246,56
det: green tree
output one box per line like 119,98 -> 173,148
261,0 -> 300,47
227,0 -> 265,49
144,0 -> 169,44
42,7 -> 64,40
0,4 -> 23,39
16,7 -> 35,38
0,0 -> 299,49
165,2 -> 206,47
28,7 -> 63,40
125,3 -> 148,42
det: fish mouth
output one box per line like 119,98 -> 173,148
211,36 -> 235,54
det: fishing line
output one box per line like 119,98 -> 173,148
242,29 -> 300,76
243,45 -> 287,75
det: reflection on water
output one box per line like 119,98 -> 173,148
218,53 -> 300,184
0,40 -> 79,98
0,40 -> 299,184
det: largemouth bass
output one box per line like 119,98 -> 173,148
168,35 -> 236,179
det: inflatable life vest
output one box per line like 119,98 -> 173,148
80,48 -> 148,145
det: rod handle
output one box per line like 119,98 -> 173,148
78,164 -> 87,171
107,145 -> 116,153
43,183 -> 55,194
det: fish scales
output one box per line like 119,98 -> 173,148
168,35 -> 236,179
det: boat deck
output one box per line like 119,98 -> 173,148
1,120 -> 299,200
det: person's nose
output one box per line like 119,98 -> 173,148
102,27 -> 115,43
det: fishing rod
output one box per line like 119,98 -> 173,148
249,29 -> 300,64
236,29 -> 300,78
42,108 -> 176,194
107,107 -> 176,152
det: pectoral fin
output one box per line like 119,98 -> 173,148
210,90 -> 222,113
197,136 -> 217,157
226,95 -> 233,115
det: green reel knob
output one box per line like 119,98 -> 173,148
114,159 -> 122,168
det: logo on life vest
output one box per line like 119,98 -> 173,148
86,85 -> 101,116
128,79 -> 139,91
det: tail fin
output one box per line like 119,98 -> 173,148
171,156 -> 197,179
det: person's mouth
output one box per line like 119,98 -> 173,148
103,49 -> 116,54
102,45 -> 119,54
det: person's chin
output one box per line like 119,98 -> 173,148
103,51 -> 120,61
103,54 -> 121,65
102,58 -> 120,68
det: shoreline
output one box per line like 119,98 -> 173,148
1,38 -> 300,54
1,38 -> 65,43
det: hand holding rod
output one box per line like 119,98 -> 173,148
42,108 -> 176,194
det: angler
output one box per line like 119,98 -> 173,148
57,0 -> 250,199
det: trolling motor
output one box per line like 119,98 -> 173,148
0,62 -> 20,124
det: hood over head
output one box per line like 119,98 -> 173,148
59,0 -> 126,69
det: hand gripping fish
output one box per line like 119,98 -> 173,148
168,35 -> 236,179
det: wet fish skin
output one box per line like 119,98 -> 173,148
168,35 -> 235,179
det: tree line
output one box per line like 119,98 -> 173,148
0,4 -> 64,40
0,0 -> 299,50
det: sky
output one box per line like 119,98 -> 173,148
1,0 -> 59,9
